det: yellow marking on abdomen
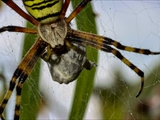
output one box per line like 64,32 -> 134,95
23,0 -> 63,23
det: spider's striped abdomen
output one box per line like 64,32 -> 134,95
23,0 -> 63,24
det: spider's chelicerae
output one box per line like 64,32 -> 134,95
0,0 -> 160,119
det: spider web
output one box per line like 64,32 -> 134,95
0,0 -> 160,119
93,1 -> 160,119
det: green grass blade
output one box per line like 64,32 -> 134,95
69,1 -> 98,119
20,22 -> 41,120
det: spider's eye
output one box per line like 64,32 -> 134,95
23,0 -> 63,24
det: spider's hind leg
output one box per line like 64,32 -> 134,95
14,40 -> 47,119
0,39 -> 47,119
0,68 -> 23,119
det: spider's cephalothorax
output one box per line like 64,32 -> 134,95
38,19 -> 67,48
0,0 -> 160,119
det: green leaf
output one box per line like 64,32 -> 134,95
69,1 -> 98,119
20,22 -> 41,120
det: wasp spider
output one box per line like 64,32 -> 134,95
0,0 -> 160,119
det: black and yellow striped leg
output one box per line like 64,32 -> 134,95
107,47 -> 144,97
87,40 -> 144,97
14,41 -> 46,120
0,54 -> 31,119
104,37 -> 160,55
97,42 -> 144,97
68,33 -> 145,97
0,39 -> 47,119
0,68 -> 22,119
2,0 -> 38,26
68,29 -> 160,55
14,65 -> 37,120
0,26 -> 37,34
14,66 -> 36,120
14,75 -> 26,120
66,0 -> 91,23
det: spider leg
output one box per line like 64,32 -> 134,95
68,29 -> 160,55
0,39 -> 47,119
103,37 -> 160,55
0,61 -> 27,119
67,29 -> 160,97
0,26 -> 37,34
71,36 -> 144,97
2,0 -> 38,26
14,40 -> 46,120
65,0 -> 91,23
60,0 -> 70,18
0,66 -> 22,119
105,46 -> 144,97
